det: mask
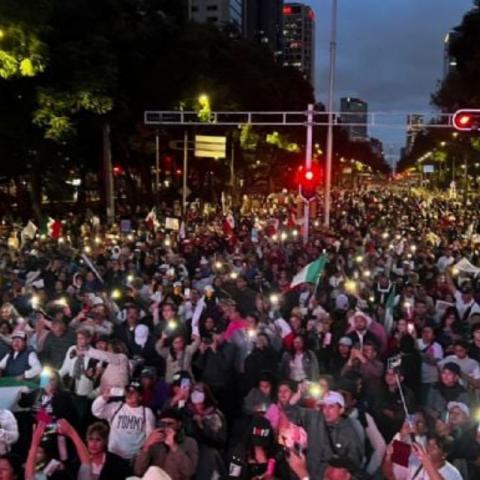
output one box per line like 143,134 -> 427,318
191,391 -> 205,404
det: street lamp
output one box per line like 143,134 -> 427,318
440,141 -> 446,147
0,30 -> 4,40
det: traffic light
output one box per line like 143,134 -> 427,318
297,164 -> 322,200
452,109 -> 480,131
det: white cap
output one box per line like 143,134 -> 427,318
322,391 -> 345,408
447,401 -> 470,417
127,466 -> 173,480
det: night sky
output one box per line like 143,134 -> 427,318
302,0 -> 473,167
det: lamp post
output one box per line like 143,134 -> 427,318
324,0 -> 338,228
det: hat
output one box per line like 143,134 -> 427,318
447,401 -> 470,417
127,466 -> 172,480
322,391 -> 345,408
91,296 -> 104,307
140,367 -> 156,379
204,285 -> 214,292
338,336 -> 353,347
11,330 -> 27,340
173,281 -> 182,288
171,370 -> 192,386
126,380 -> 144,395
250,416 -> 273,447
442,362 -> 461,376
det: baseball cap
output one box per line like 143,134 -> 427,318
322,391 -> 345,408
126,380 -> 144,394
140,367 -> 156,379
11,330 -> 27,340
338,336 -> 353,347
442,362 -> 461,376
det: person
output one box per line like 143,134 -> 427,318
40,318 -> 75,369
85,422 -> 132,479
285,391 -> 364,478
0,410 -> 18,456
373,367 -> 416,443
183,383 -> 227,479
134,409 -> 198,480
87,338 -> 130,391
193,324 -> 237,422
426,363 -> 470,419
341,340 -> 384,395
383,434 -> 462,480
157,334 -> 200,384
25,419 -> 91,480
328,337 -> 353,378
279,334 -> 320,383
91,380 -> 155,460
337,379 -> 386,477
417,326 -> 444,404
288,452 -> 358,480
243,333 -> 278,394
439,340 -> 480,390
0,330 -> 42,379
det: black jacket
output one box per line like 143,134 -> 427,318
18,388 -> 78,427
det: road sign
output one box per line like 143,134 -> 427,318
194,135 -> 226,159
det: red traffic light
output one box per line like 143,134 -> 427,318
113,165 -> 124,176
452,109 -> 480,131
297,164 -> 323,200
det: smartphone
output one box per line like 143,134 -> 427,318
110,387 -> 125,397
180,378 -> 191,390
407,323 -> 415,335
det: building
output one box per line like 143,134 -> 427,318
443,31 -> 459,78
405,114 -> 424,154
282,3 -> 315,84
340,97 -> 368,140
190,0 -> 243,30
243,0 -> 283,57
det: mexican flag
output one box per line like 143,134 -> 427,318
145,208 -> 160,231
223,213 -> 235,236
384,284 -> 396,335
39,217 -> 62,240
290,255 -> 327,288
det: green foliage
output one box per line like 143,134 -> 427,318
0,25 -> 46,79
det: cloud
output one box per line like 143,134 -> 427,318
302,0 -> 473,154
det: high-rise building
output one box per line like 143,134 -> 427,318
282,3 -> 315,84
340,97 -> 368,140
190,0 -> 243,30
405,114 -> 424,154
244,0 -> 284,57
443,31 -> 459,78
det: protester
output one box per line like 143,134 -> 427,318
4,187 -> 480,478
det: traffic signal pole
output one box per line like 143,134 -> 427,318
303,104 -> 314,245
324,0 -> 338,229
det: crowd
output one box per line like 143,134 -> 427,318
0,188 -> 478,479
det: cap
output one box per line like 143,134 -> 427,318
140,367 -> 156,379
126,466 -> 172,480
11,330 -> 27,340
126,380 -> 144,394
442,362 -> 461,376
322,391 -> 345,408
171,370 -> 192,386
338,336 -> 353,347
447,401 -> 470,417
204,285 -> 214,292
